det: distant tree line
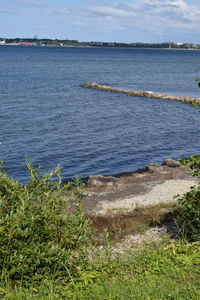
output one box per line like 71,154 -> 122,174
0,38 -> 200,49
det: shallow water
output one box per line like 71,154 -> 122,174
1,46 -> 200,183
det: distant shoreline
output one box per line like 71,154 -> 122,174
1,40 -> 200,50
1,44 -> 200,50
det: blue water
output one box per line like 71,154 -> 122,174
1,46 -> 200,183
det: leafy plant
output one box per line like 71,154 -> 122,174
195,78 -> 200,88
180,154 -> 200,178
0,162 -> 92,285
176,155 -> 200,240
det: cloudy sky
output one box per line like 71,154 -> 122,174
1,0 -> 200,43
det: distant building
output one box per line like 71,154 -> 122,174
17,42 -> 33,46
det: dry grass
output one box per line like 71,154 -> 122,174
88,203 -> 177,244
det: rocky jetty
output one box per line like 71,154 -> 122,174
81,82 -> 200,105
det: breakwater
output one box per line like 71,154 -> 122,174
81,82 -> 200,105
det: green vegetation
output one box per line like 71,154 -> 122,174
75,242 -> 200,300
195,78 -> 200,89
177,155 -> 200,241
0,162 -> 92,297
1,241 -> 200,299
0,160 -> 199,299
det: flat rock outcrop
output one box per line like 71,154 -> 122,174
82,159 -> 196,215
162,158 -> 182,168
87,174 -> 118,187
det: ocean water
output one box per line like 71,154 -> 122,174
1,46 -> 200,183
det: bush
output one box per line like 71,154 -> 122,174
176,186 -> 200,241
177,155 -> 200,241
0,162 -> 92,284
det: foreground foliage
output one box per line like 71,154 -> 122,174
75,241 -> 200,300
178,155 -> 200,241
0,162 -> 91,286
0,241 -> 199,299
0,161 -> 199,299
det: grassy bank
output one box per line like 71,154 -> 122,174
0,160 -> 199,299
1,241 -> 199,299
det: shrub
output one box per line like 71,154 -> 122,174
176,186 -> 200,241
0,162 -> 92,284
177,155 -> 200,241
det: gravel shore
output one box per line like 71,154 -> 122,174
83,160 -> 196,215
95,178 -> 196,215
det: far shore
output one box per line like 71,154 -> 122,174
1,44 -> 200,51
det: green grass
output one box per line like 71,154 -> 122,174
0,241 -> 199,299
76,275 -> 199,300
74,241 -> 200,300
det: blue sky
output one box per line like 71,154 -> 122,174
1,0 -> 200,43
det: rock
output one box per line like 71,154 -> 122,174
162,158 -> 181,168
146,163 -> 163,173
87,174 -> 118,187
90,82 -> 98,87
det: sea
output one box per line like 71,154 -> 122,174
1,45 -> 200,183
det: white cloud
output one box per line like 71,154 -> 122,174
45,0 -> 200,42
0,8 -> 14,13
83,0 -> 200,39
55,8 -> 71,16
88,6 -> 135,17
122,0 -> 200,23
17,0 -> 50,7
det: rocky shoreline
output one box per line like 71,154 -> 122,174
81,82 -> 200,105
82,158 -> 196,215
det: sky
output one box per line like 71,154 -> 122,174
1,0 -> 200,43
